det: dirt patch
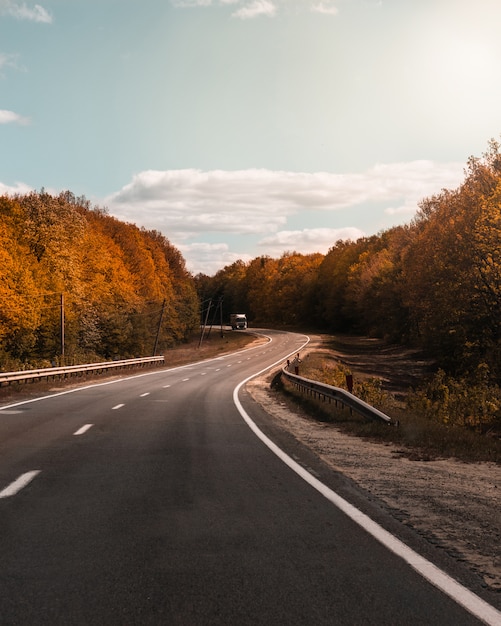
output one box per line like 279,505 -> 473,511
246,335 -> 501,595
324,335 -> 435,400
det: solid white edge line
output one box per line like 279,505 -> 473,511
74,424 -> 93,436
232,335 -> 501,626
0,470 -> 41,498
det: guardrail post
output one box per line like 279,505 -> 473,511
346,374 -> 353,393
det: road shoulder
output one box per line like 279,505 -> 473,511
243,336 -> 501,605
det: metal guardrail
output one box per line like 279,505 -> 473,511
0,356 -> 165,387
281,365 -> 394,425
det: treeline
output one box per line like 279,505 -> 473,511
0,190 -> 199,368
197,141 -> 501,384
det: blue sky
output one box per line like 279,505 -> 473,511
1,0 -> 501,274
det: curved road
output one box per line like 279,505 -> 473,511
0,330 -> 497,624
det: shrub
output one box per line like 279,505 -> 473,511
408,365 -> 501,432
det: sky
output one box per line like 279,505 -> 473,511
1,0 -> 501,275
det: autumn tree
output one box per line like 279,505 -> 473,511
242,256 -> 279,323
0,197 -> 40,361
403,140 -> 501,378
0,191 -> 199,367
269,252 -> 323,326
201,260 -> 250,323
314,239 -> 368,331
344,227 -> 411,340
141,228 -> 199,343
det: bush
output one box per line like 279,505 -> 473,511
287,351 -> 501,463
408,365 -> 501,432
299,352 -> 396,413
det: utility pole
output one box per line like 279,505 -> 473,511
198,299 -> 212,348
219,297 -> 224,337
60,292 -> 65,364
153,299 -> 166,356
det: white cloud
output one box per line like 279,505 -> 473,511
384,202 -> 419,216
177,242 -> 252,275
106,169 -> 291,239
258,227 -> 364,255
0,180 -> 32,195
170,0 -> 212,7
104,162 -> 464,273
0,161 -> 465,275
0,1 -> 52,22
0,109 -> 30,125
311,2 -> 338,16
0,52 -> 23,75
171,0 -> 343,16
106,162 -> 463,239
178,228 -> 364,274
232,0 -> 276,19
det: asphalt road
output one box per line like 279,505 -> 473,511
0,330 -> 496,625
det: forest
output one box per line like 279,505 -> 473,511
2,141 -> 501,433
197,141 -> 501,391
0,190 -> 199,369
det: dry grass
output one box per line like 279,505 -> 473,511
284,351 -> 501,464
0,330 -> 259,404
162,330 -> 261,366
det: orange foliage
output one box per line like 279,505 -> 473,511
0,192 -> 199,367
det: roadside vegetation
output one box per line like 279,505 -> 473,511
281,351 -> 501,464
197,140 -> 501,453
0,329 -> 257,404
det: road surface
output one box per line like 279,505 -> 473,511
0,330 -> 497,624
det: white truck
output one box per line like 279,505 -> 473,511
230,313 -> 247,330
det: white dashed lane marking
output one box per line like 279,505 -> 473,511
0,471 -> 41,498
112,404 -> 124,410
74,424 -> 93,436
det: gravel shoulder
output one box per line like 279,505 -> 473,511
246,334 -> 501,596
